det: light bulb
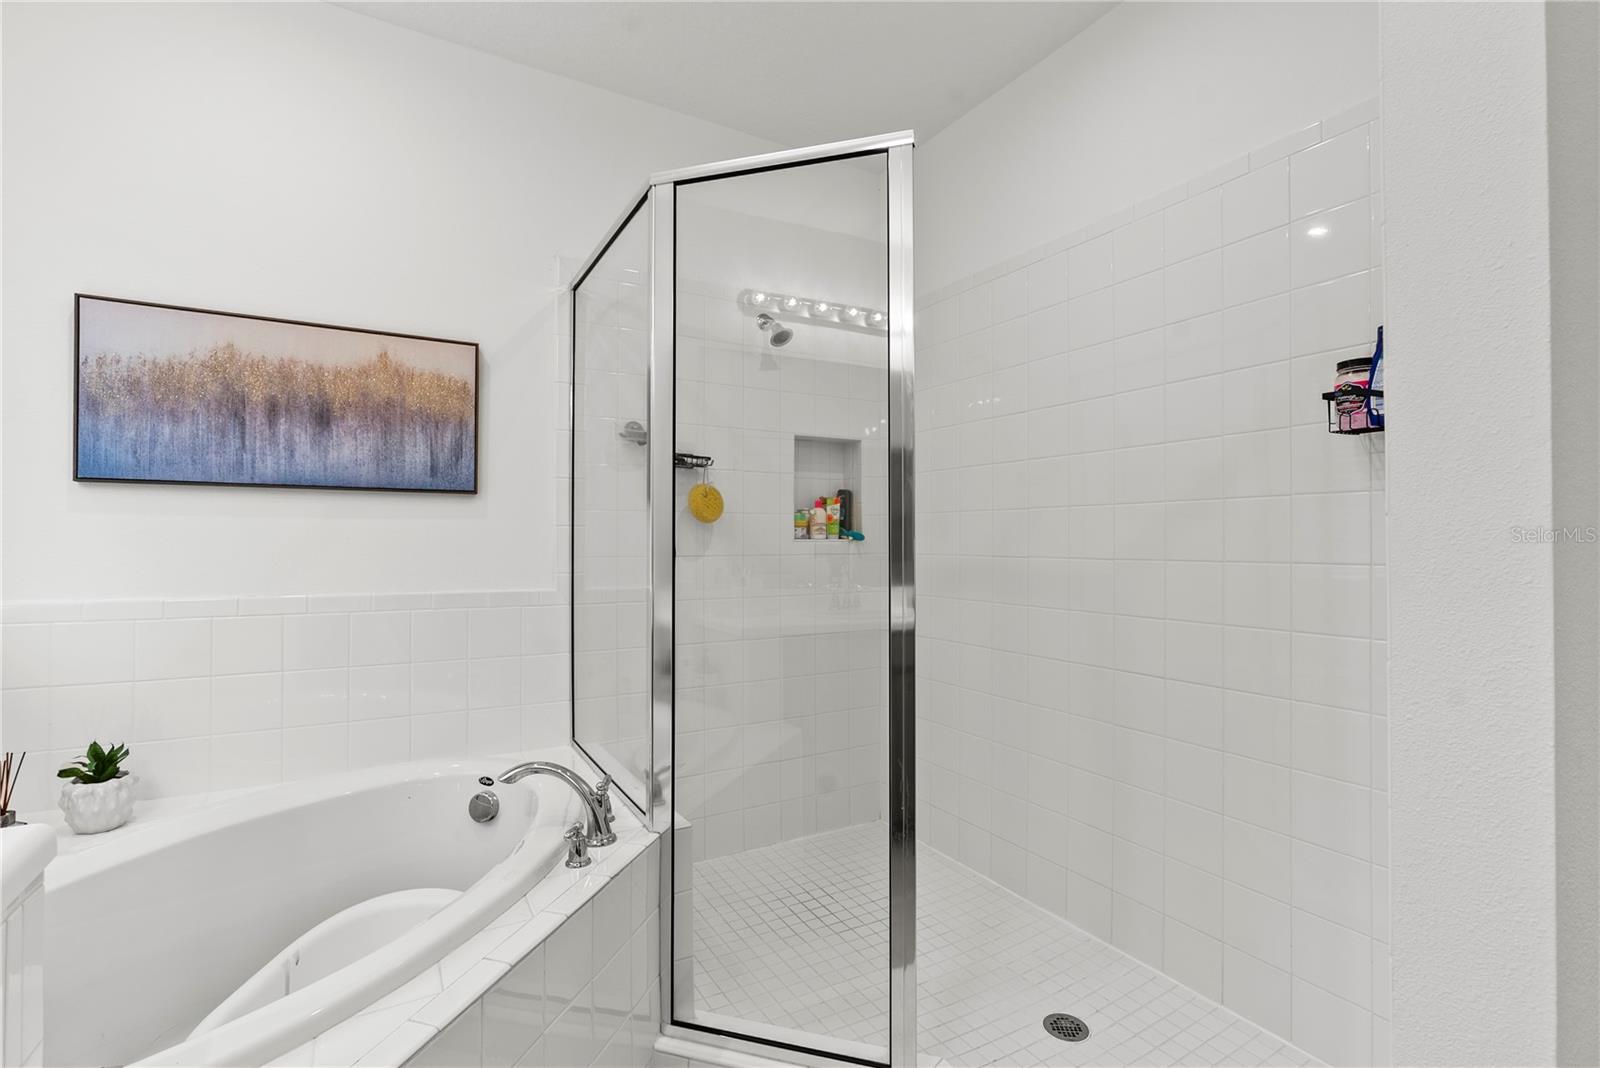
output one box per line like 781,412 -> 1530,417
846,307 -> 860,318
751,291 -> 767,304
870,311 -> 884,324
814,302 -> 830,314
784,297 -> 799,309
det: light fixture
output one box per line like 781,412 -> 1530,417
736,289 -> 888,336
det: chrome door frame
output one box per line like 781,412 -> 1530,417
572,130 -> 916,1068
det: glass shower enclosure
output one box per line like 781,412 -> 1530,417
568,133 -> 916,1066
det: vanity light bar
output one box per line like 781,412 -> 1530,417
738,289 -> 888,335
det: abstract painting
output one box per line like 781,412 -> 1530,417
74,295 -> 477,492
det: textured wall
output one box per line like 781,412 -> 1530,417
1382,4 -> 1561,1064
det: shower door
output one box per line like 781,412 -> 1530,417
573,133 -> 915,1067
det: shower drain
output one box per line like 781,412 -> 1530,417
1042,1013 -> 1090,1042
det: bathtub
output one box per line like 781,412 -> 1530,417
43,751 -> 599,1067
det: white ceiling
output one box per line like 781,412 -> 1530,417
333,2 -> 1114,147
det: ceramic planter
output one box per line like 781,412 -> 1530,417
59,773 -> 134,835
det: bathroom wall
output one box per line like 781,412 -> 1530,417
407,838 -> 661,1068
918,1 -> 1381,294
0,1 -> 769,603
672,188 -> 890,858
0,593 -> 571,813
0,2 -> 769,805
914,103 -> 1388,1067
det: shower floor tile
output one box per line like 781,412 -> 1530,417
689,822 -> 1318,1067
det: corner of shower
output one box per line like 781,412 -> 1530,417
566,133 -> 917,1067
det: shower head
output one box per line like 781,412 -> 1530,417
755,313 -> 794,348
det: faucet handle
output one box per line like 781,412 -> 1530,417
590,774 -> 618,847
563,823 -> 592,868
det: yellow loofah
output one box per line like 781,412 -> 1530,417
688,483 -> 724,523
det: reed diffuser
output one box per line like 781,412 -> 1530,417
1,750 -> 27,827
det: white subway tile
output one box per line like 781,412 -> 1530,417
1293,563 -> 1372,638
212,616 -> 283,676
1291,199 -> 1371,288
282,613 -> 349,671
1163,917 -> 1222,1000
1292,769 -> 1371,861
1224,690 -> 1292,767
1113,272 -> 1164,338
350,611 -> 411,667
413,661 -> 469,715
1222,161 -> 1289,244
49,682 -> 133,750
1292,908 -> 1372,1008
1223,753 -> 1290,834
1164,188 -> 1222,265
132,678 -> 210,741
411,610 -> 468,662
1224,881 -> 1290,970
1223,563 -> 1291,631
1223,946 -> 1291,1037
1292,632 -> 1371,711
1067,233 -> 1115,297
283,668 -> 349,728
2,625 -> 52,689
1223,228 -> 1291,307
1163,252 -> 1222,325
1223,816 -> 1292,901
1026,253 -> 1069,311
1291,127 -> 1370,219
1222,293 -> 1292,370
133,620 -> 209,681
1224,496 -> 1291,563
349,718 -> 411,769
1292,269 -> 1372,356
1293,838 -> 1373,934
283,724 -> 349,780
212,673 -> 282,734
1164,313 -> 1223,382
210,730 -> 281,788
49,621 -> 136,686
1113,215 -> 1164,282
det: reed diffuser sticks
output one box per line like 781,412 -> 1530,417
1,751 -> 27,824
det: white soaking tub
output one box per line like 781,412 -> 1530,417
43,751 -> 595,1068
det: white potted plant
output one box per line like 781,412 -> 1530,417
57,741 -> 134,835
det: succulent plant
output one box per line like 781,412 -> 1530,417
57,741 -> 129,785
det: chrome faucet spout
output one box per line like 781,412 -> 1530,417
497,761 -> 615,846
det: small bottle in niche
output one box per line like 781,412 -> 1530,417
809,498 -> 828,539
794,509 -> 809,539
826,497 -> 841,538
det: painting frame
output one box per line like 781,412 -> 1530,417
73,294 -> 480,495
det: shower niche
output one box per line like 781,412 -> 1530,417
793,434 -> 863,540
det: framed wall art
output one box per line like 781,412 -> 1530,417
74,295 -> 478,493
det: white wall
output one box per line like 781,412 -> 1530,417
916,104 -> 1388,1066
0,0 -> 769,603
917,2 -> 1379,295
1381,4 -> 1562,1064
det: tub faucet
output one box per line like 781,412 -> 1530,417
497,761 -> 617,847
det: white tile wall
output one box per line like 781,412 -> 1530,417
915,101 -> 1387,1068
1,876 -> 46,1068
0,590 -> 571,813
406,839 -> 661,1068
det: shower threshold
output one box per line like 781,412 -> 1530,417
689,822 -> 1319,1067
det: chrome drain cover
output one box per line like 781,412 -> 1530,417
1043,1013 -> 1089,1042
